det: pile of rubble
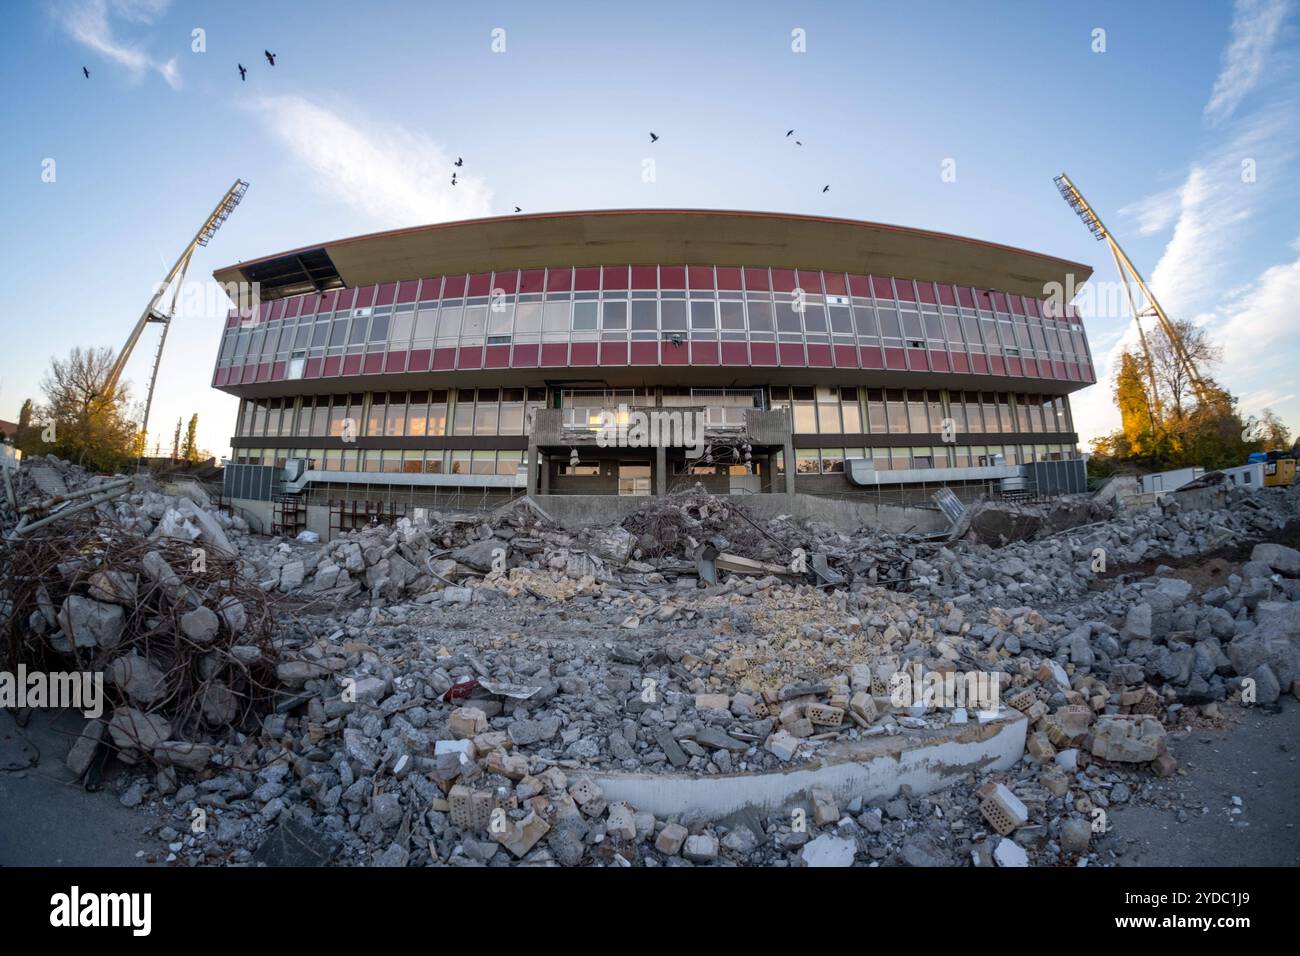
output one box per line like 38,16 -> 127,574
4,454 -> 1299,867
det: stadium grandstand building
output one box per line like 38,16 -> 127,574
212,210 -> 1094,530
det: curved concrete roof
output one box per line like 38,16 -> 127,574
214,209 -> 1091,299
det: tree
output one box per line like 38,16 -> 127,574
171,418 -> 182,461
14,398 -> 35,452
1149,319 -> 1222,418
37,346 -> 138,472
1114,351 -> 1154,456
1253,408 -> 1292,451
182,414 -> 199,463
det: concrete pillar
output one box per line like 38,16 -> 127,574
539,453 -> 550,493
655,445 -> 667,496
526,441 -> 538,497
782,438 -> 796,496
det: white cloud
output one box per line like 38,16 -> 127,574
245,95 -> 493,227
1204,0 -> 1290,125
55,0 -> 180,89
1119,185 -> 1181,236
1145,112 -> 1293,317
1216,246 -> 1300,379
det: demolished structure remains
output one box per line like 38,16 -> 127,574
3,445 -> 1298,867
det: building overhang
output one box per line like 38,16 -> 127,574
214,209 -> 1092,301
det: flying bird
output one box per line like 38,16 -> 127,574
264,50 -> 276,66
451,173 -> 458,186
238,64 -> 247,81
795,140 -> 803,146
649,132 -> 659,143
514,206 -> 522,212
454,157 -> 463,167
82,66 -> 90,78
822,184 -> 830,193
786,129 -> 794,137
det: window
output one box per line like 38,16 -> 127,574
866,389 -> 887,433
885,389 -> 908,434
406,391 -> 429,437
475,389 -> 500,435
796,449 -> 820,473
840,387 -> 861,432
452,389 -> 475,436
815,386 -> 841,433
792,387 -> 817,432
820,449 -> 845,473
384,392 -> 407,437
559,462 -> 600,477
365,394 -> 386,436
428,390 -> 448,436
618,462 -> 651,496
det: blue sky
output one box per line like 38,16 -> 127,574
1,0 -> 1297,458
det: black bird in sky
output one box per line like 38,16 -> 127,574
514,206 -> 522,212
796,141 -> 803,146
786,129 -> 794,137
451,173 -> 458,186
822,184 -> 830,193
264,50 -> 276,66
649,132 -> 659,143
82,66 -> 90,78
238,64 -> 247,81
454,157 -> 463,167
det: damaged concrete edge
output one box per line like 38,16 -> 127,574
590,712 -> 1027,821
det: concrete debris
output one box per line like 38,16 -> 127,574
3,457 -> 1300,867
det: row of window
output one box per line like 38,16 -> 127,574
237,389 -> 548,439
784,444 -> 1080,474
235,386 -> 1076,441
770,387 -> 1072,435
231,447 -> 527,476
217,288 -> 1090,370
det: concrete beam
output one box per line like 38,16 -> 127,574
591,712 -> 1025,821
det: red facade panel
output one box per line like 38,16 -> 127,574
570,342 -> 597,366
806,343 -> 832,366
634,343 -> 665,366
951,353 -> 970,374
510,344 -> 539,367
456,347 -> 483,370
396,281 -> 420,304
545,268 -> 572,292
930,351 -> 950,373
519,269 -> 544,293
540,343 -> 569,366
691,341 -> 719,365
467,273 -> 491,297
688,265 -> 714,290
906,348 -> 928,370
970,354 -> 989,374
573,267 -> 599,291
493,271 -> 520,294
848,274 -> 871,297
304,358 -> 322,379
602,341 -> 630,365
884,347 -> 906,370
385,352 -> 408,373
860,347 -> 883,369
750,342 -> 778,365
631,266 -> 657,289
363,353 -> 384,374
443,275 -> 466,298
406,349 -> 431,373
744,267 -> 769,291
432,348 -> 455,371
484,345 -> 510,368
720,342 -> 748,365
375,283 -> 397,306
832,344 -> 858,368
603,266 -> 629,290
660,266 -> 686,289
660,341 -> 687,365
715,266 -> 742,290
778,342 -> 806,366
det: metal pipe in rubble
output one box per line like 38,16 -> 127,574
9,484 -> 133,538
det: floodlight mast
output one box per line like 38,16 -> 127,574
1053,173 -> 1211,420
103,179 -> 249,440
